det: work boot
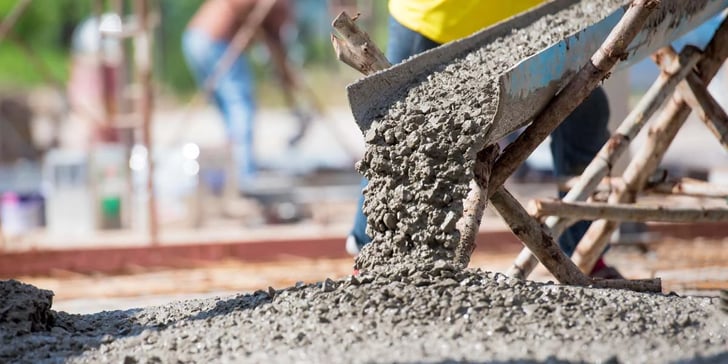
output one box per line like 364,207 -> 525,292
345,235 -> 361,256
589,258 -> 624,279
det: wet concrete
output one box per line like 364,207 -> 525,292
0,280 -> 54,338
5,1 -> 728,363
2,273 -> 727,363
354,0 -> 628,273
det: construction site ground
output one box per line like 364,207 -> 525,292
12,177 -> 728,314
4,104 -> 728,313
17,237 -> 727,315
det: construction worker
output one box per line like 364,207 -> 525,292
346,0 -> 622,279
182,0 -> 293,193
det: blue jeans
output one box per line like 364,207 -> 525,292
182,29 -> 257,189
350,16 -> 610,257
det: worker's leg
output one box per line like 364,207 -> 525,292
182,29 -> 257,191
216,58 -> 257,191
347,17 -> 440,253
348,177 -> 370,253
550,86 -> 610,257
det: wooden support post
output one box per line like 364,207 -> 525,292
501,0 -> 663,279
508,45 -> 703,279
647,178 -> 728,198
490,187 -> 591,286
455,145 -> 498,268
589,278 -> 662,293
134,0 -> 158,245
491,187 -> 661,292
331,11 -> 391,75
94,0 -> 117,135
487,0 -> 661,198
683,73 -> 728,150
655,46 -> 728,151
533,199 -> 728,223
572,16 -> 728,274
559,176 -> 728,199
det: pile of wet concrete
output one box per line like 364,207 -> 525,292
0,279 -> 54,337
2,273 -> 727,363
3,0 -> 728,362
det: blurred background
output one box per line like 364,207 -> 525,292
0,0 -> 387,239
0,0 -> 726,313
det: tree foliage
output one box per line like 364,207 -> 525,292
0,0 -> 389,94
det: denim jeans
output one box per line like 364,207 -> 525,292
350,16 -> 611,257
182,29 -> 257,189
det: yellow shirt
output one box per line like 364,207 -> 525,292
389,0 -> 545,44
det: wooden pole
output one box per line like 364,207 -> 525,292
508,46 -> 702,279
490,187 -> 661,292
331,11 -> 391,75
661,46 -> 728,151
682,73 -> 728,150
455,145 -> 498,268
95,0 -> 118,137
572,16 -> 728,274
648,178 -> 728,198
134,0 -> 158,244
487,0 -> 661,198
589,278 -> 662,293
533,199 -> 728,223
490,187 -> 591,286
559,176 -> 728,199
